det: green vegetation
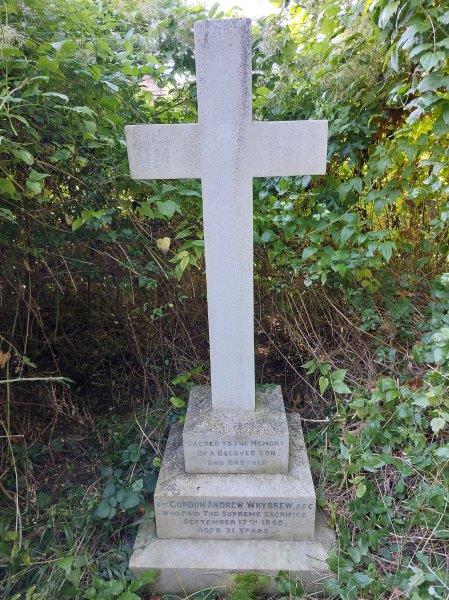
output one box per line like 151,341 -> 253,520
1,0 -> 448,598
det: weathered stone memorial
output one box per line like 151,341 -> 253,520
125,17 -> 335,595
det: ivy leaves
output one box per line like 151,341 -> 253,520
94,444 -> 158,520
84,570 -> 157,600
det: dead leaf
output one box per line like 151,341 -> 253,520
156,237 -> 171,254
408,377 -> 423,390
347,421 -> 367,435
0,351 -> 11,368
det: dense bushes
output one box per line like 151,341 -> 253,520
1,0 -> 449,598
1,0 -> 449,400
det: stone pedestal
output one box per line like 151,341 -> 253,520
129,387 -> 335,594
157,414 -> 314,540
183,386 -> 289,474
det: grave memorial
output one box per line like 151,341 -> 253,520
125,17 -> 335,595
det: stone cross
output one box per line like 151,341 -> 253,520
125,18 -> 327,412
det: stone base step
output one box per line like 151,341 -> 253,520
129,512 -> 335,596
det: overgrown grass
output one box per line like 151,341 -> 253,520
2,279 -> 448,598
1,408 -> 167,599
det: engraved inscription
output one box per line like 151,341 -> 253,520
155,498 -> 314,538
185,438 -> 287,468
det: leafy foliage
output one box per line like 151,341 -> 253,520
229,572 -> 270,600
1,0 -> 449,599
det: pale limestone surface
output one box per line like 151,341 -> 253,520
183,385 -> 289,474
125,124 -> 199,179
155,415 -> 315,541
195,18 -> 255,411
125,120 -> 327,179
125,18 -> 328,411
130,512 -> 335,596
249,120 -> 327,176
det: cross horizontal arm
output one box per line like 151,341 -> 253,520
248,120 -> 328,177
125,120 -> 327,181
125,124 -> 200,180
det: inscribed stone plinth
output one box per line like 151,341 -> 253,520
129,512 -> 335,596
156,415 -> 315,541
183,385 -> 289,474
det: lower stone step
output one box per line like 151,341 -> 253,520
129,512 -> 336,596
154,414 -> 316,540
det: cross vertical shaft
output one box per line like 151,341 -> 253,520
195,19 -> 255,411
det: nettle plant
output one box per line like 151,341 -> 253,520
302,360 -> 351,396
0,0 -> 209,308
